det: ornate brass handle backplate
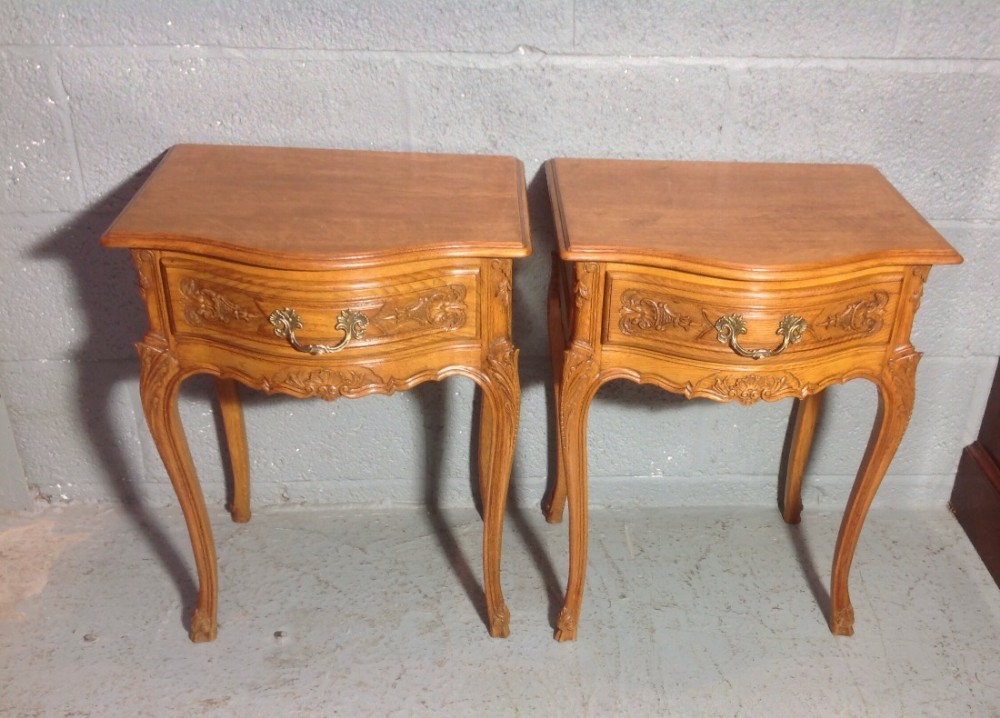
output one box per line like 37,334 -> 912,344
714,313 -> 807,360
268,307 -> 369,355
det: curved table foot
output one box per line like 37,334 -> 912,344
830,604 -> 856,637
190,606 -> 219,642
489,603 -> 511,638
542,490 -> 565,525
554,607 -> 578,642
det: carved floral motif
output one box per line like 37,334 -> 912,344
132,250 -> 156,299
559,342 -> 600,450
180,278 -> 257,327
177,277 -> 468,336
886,348 -> 920,424
136,340 -> 180,420
260,366 -> 395,401
370,284 -> 467,332
619,290 -> 695,335
490,258 -> 512,304
573,263 -> 598,308
486,338 -> 519,405
684,372 -> 808,406
910,266 -> 931,312
821,291 -> 888,336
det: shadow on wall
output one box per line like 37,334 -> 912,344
28,151 -> 571,635
32,153 -> 200,616
402,164 -> 568,629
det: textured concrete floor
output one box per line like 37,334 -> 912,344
1,502 -> 999,717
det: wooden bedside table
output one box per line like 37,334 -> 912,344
102,144 -> 531,641
544,158 -> 962,641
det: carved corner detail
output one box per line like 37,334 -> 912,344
131,250 -> 157,300
136,340 -> 180,419
573,263 -> 598,308
557,342 -> 600,455
909,266 -> 931,312
490,258 -> 513,305
561,343 -> 598,408
485,338 -> 520,404
886,347 -> 921,421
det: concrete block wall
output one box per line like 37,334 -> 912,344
1,1 -> 997,512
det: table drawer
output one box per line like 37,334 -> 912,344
161,255 -> 480,356
604,266 -> 903,363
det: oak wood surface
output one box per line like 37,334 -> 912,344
103,144 -> 531,267
547,158 -> 961,279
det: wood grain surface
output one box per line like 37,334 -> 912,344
547,158 -> 961,279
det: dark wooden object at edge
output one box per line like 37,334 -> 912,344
950,359 -> 1000,589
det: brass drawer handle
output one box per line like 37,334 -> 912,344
268,307 -> 369,355
714,314 -> 807,360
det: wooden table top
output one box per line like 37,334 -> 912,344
103,144 -> 531,269
547,158 -> 961,280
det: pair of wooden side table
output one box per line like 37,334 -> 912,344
102,144 -> 961,642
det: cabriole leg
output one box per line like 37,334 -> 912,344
781,392 -> 823,524
138,342 -> 219,642
830,353 -> 918,635
478,339 -> 520,638
216,378 -> 251,523
543,257 -> 568,523
555,345 -> 599,642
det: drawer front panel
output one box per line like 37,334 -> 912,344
604,267 -> 902,363
162,255 -> 480,355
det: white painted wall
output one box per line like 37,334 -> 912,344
1,1 -> 997,511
